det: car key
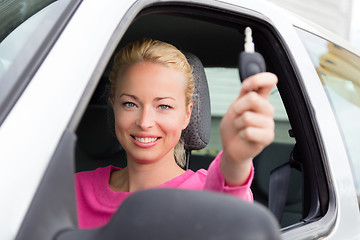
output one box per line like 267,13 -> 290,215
239,27 -> 266,82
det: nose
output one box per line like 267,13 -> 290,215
136,106 -> 155,129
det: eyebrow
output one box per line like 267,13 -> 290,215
119,94 -> 176,101
154,97 -> 176,101
119,94 -> 137,99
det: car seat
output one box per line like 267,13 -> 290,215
75,105 -> 126,172
252,142 -> 302,227
75,52 -> 211,172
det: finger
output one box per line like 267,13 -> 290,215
240,72 -> 278,99
233,91 -> 274,117
234,111 -> 275,131
239,127 -> 275,145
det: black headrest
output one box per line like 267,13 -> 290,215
182,52 -> 211,150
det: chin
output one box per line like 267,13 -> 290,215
127,148 -> 174,165
127,151 -> 160,164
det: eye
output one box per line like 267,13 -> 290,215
158,104 -> 171,110
123,102 -> 137,108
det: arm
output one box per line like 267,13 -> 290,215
219,72 -> 278,186
203,150 -> 254,202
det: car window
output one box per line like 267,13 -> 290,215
73,4 -> 324,232
0,0 -> 72,124
0,0 -> 59,79
195,67 -> 293,156
296,28 -> 360,196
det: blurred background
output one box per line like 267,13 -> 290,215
266,0 -> 360,49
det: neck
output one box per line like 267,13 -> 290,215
109,151 -> 185,192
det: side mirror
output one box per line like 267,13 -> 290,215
57,189 -> 281,240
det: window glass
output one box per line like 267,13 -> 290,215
194,67 -> 293,156
296,28 -> 360,194
0,0 -> 71,102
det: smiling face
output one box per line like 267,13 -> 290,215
113,61 -> 192,165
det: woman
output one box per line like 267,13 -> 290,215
76,38 -> 277,229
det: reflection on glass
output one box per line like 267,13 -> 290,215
0,0 -> 68,85
296,28 -> 360,195
318,42 -> 360,106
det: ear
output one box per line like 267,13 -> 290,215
182,103 -> 193,130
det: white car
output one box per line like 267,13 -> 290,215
1,0 -> 360,239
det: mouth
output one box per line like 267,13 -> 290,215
131,135 -> 160,143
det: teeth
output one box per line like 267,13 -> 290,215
135,137 -> 157,143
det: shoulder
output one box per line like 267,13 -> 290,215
76,166 -> 110,180
75,166 -> 120,188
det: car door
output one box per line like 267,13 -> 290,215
0,0 -> 136,239
2,0 -> 356,239
294,25 -> 360,239
70,0 -> 328,238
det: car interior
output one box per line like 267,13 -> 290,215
73,2 -> 330,230
7,1 -> 338,240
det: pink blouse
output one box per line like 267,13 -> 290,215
75,151 -> 254,229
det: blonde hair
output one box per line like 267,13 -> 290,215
109,39 -> 194,167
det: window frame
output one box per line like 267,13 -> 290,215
129,1 -> 332,232
15,1 -> 336,239
68,1 -> 334,238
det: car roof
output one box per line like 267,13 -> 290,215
116,0 -> 360,68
